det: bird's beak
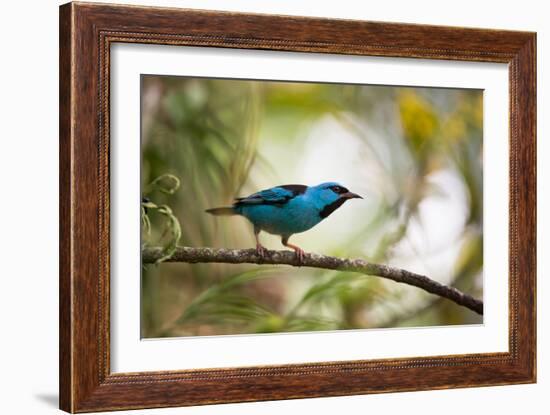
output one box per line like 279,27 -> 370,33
341,192 -> 363,200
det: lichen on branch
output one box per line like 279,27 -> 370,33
142,246 -> 483,315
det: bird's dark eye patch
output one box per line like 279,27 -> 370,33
330,185 -> 348,194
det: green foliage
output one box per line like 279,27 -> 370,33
144,174 -> 181,195
175,269 -> 277,328
284,316 -> 341,332
141,174 -> 182,264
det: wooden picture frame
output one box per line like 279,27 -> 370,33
59,2 -> 536,412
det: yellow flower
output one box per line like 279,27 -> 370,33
398,91 -> 438,154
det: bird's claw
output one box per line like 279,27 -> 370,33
293,247 -> 306,265
256,244 -> 268,258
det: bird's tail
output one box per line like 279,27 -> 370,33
205,206 -> 237,216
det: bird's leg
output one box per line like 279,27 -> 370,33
281,236 -> 306,264
254,227 -> 267,258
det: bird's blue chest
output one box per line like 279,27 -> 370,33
238,197 -> 322,236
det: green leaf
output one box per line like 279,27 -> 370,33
175,268 -> 277,327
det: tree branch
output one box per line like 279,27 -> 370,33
142,246 -> 483,315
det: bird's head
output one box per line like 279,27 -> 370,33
309,182 -> 363,218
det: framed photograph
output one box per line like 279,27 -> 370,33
59,2 -> 536,412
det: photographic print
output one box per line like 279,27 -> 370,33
60,4 -> 537,410
140,75 -> 484,338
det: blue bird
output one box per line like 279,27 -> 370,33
206,182 -> 362,261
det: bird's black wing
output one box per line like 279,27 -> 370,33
235,184 -> 307,206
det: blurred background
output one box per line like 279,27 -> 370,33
140,75 -> 483,338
